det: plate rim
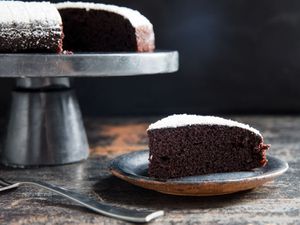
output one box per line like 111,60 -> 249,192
110,149 -> 289,186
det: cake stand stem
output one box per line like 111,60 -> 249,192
1,78 -> 89,167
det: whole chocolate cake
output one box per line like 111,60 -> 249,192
148,114 -> 270,179
0,1 -> 154,53
0,1 -> 63,53
56,2 -> 155,52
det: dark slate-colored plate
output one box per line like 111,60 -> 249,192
110,150 -> 289,196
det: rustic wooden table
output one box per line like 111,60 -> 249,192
0,116 -> 299,225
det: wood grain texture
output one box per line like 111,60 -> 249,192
0,116 -> 299,225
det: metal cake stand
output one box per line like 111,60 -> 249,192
0,51 -> 179,167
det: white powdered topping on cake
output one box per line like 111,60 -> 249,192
148,114 -> 261,136
55,2 -> 153,28
0,1 -> 62,28
0,1 -> 62,52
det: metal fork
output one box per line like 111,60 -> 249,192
0,178 -> 164,223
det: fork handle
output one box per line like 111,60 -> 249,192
20,181 -> 163,223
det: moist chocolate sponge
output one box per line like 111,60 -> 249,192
148,125 -> 269,179
58,8 -> 137,52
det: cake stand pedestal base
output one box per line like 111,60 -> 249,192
1,78 -> 89,167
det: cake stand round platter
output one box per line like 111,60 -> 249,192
0,51 -> 179,167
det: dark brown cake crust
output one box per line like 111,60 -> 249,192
148,125 -> 270,179
0,26 -> 63,53
0,2 -> 64,53
58,8 -> 154,52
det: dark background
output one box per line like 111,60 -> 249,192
1,0 -> 300,116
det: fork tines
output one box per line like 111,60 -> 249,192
0,178 -> 12,187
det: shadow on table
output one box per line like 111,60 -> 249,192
93,175 -> 257,210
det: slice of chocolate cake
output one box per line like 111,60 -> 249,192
148,114 -> 270,179
0,1 -> 63,53
56,2 -> 155,52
